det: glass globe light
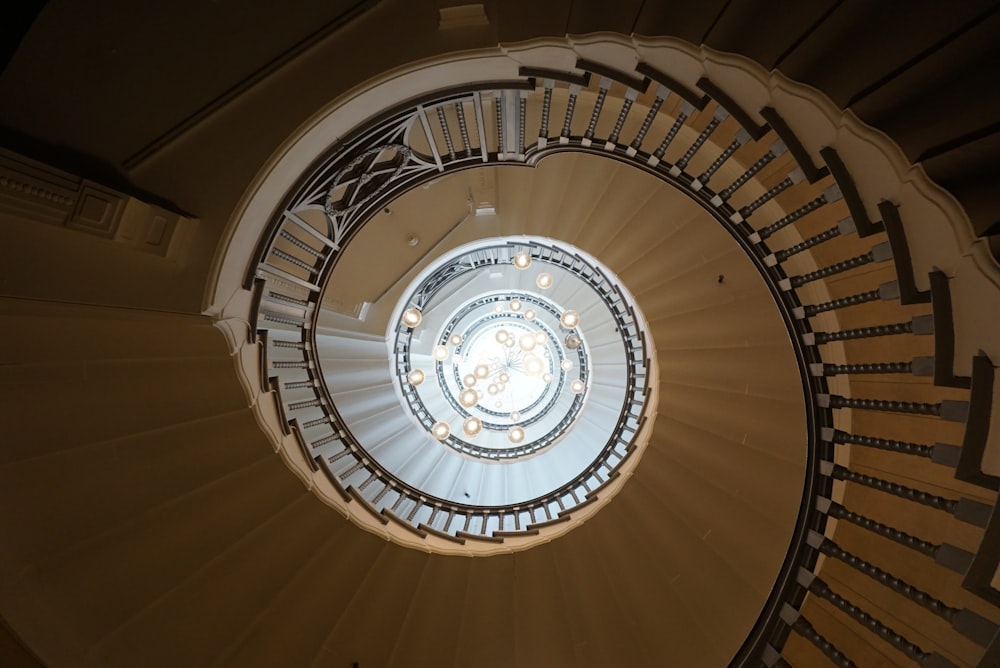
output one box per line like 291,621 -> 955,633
474,364 -> 489,379
513,252 -> 531,269
505,337 -> 515,348
509,298 -> 522,311
495,400 -> 503,408
510,410 -> 521,421
496,383 -> 505,392
535,273 -> 553,289
463,374 -> 477,388
565,334 -> 582,349
560,310 -> 580,329
487,383 -> 499,395
431,422 -> 450,440
433,345 -> 449,361
542,372 -> 552,383
524,309 -> 536,321
449,333 -> 463,345
534,331 -> 547,345
499,372 -> 510,383
459,388 -> 478,407
493,303 -> 503,313
463,416 -> 483,437
561,359 -> 573,371
406,369 -> 425,386
401,307 -> 422,328
495,329 -> 509,344
570,379 -> 585,394
524,354 -> 544,376
519,333 -> 536,351
508,426 -> 526,444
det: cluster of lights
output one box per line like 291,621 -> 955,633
399,253 -> 588,447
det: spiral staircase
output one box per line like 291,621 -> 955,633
2,2 -> 1000,667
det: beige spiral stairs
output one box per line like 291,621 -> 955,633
2,2 -> 1000,667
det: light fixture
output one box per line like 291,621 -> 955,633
542,372 -> 552,383
570,379 -> 585,394
534,331 -> 547,345
513,252 -> 531,269
433,345 -> 449,361
560,310 -> 580,329
474,364 -> 489,379
499,372 -> 509,383
507,426 -> 526,444
565,334 -> 582,349
510,410 -> 521,421
493,303 -> 503,313
495,329 -> 509,344
524,354 -> 544,376
407,369 -> 425,386
431,422 -> 451,440
487,383 -> 499,395
463,416 -> 483,437
401,307 -> 422,328
463,374 -> 477,387
524,309 -> 536,321
459,388 -> 478,407
509,298 -> 522,311
449,333 -> 463,345
535,273 -> 553,289
519,333 -> 536,351
561,359 -> 573,371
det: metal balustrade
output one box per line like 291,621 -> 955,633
243,58 -> 1000,666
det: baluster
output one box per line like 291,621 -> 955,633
455,101 -> 471,153
820,462 -> 991,525
669,105 -> 729,176
647,101 -> 693,167
605,87 -> 638,150
710,138 -> 789,206
559,83 -> 582,143
691,127 -> 751,191
436,106 -> 455,160
733,167 -> 805,222
627,84 -> 668,157
815,498 -> 974,573
778,243 -> 890,288
809,359 -> 933,377
803,314 -> 933,345
494,90 -> 505,155
807,531 -> 999,646
581,77 -> 611,147
820,425 -> 962,467
766,217 -> 854,264
279,230 -> 326,258
797,570 -> 933,664
748,184 -> 843,243
780,605 -> 856,668
537,79 -> 554,148
271,247 -> 319,275
517,90 -> 527,157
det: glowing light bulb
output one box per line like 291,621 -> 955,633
510,411 -> 521,421
487,383 -> 499,395
463,416 -> 483,437
534,331 -> 547,345
495,329 -> 509,344
570,379 -> 585,394
507,426 -> 526,443
560,310 -> 580,329
459,388 -> 478,407
401,308 -> 422,328
513,252 -> 531,269
524,354 -> 544,376
542,372 -> 552,383
433,345 -> 449,361
449,333 -> 463,345
493,303 -> 504,313
509,298 -> 522,311
474,364 -> 489,379
561,359 -> 573,371
463,374 -> 477,388
499,373 -> 509,383
406,369 -> 425,386
495,400 -> 503,408
524,309 -> 536,321
519,334 -> 536,351
535,273 -> 553,289
431,422 -> 450,440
